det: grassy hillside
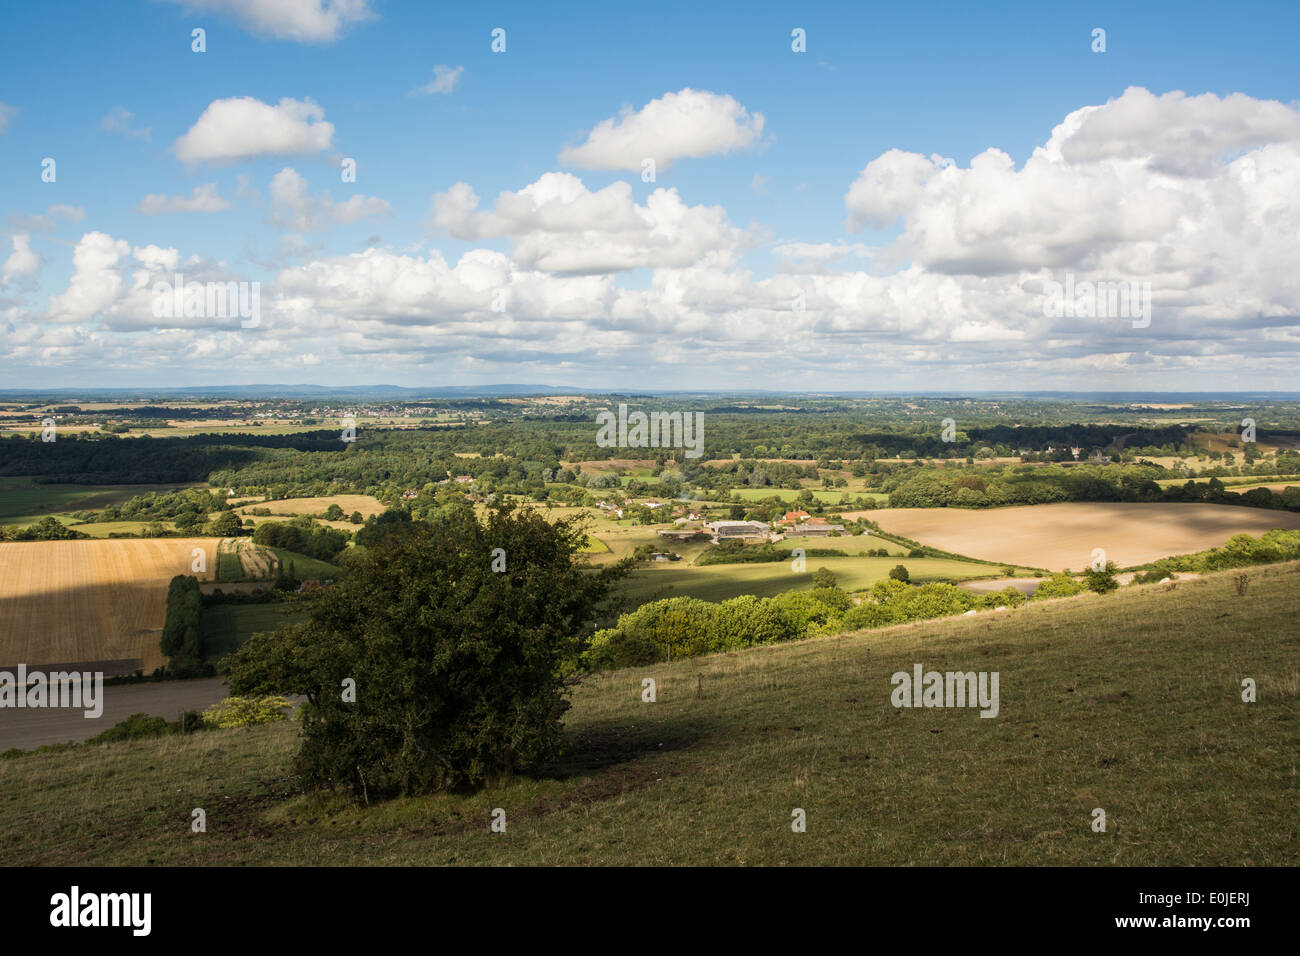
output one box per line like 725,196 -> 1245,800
1,561 -> 1296,866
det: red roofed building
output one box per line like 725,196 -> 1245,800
783,510 -> 810,523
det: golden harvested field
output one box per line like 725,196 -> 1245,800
238,495 -> 384,519
0,538 -> 218,673
858,502 -> 1300,571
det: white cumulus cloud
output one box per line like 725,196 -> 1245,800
430,172 -> 745,274
46,232 -> 133,323
559,88 -> 765,172
1,235 -> 44,287
13,87 -> 1300,392
268,167 -> 391,232
844,85 -> 1300,301
173,97 -> 335,164
161,0 -> 374,44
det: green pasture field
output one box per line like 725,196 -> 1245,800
0,477 -> 195,526
618,554 -> 1004,604
200,603 -> 306,662
267,548 -> 341,581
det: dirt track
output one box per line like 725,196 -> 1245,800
0,677 -> 230,750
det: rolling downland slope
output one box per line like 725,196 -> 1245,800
1,561 -> 1296,865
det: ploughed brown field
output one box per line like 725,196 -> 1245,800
0,538 -> 218,674
851,502 -> 1300,571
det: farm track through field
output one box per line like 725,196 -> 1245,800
216,537 -> 279,582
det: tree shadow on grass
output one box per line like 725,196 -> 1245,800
539,713 -> 713,781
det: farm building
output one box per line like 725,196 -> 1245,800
784,523 -> 846,537
707,520 -> 771,541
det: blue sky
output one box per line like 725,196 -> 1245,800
1,0 -> 1298,390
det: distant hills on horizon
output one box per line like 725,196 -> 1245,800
1,384 -> 1298,402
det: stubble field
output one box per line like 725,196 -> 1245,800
0,538 -> 218,673
857,502 -> 1300,570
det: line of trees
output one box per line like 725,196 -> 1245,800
160,574 -> 206,675
251,518 -> 350,563
0,516 -> 89,541
1150,529 -> 1300,574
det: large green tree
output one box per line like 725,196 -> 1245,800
226,504 -> 628,799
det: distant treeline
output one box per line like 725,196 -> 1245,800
838,424 -> 1194,460
965,423 -> 1190,451
39,405 -> 231,420
0,430 -> 372,484
885,464 -> 1300,512
0,412 -> 1289,509
0,434 -> 265,483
